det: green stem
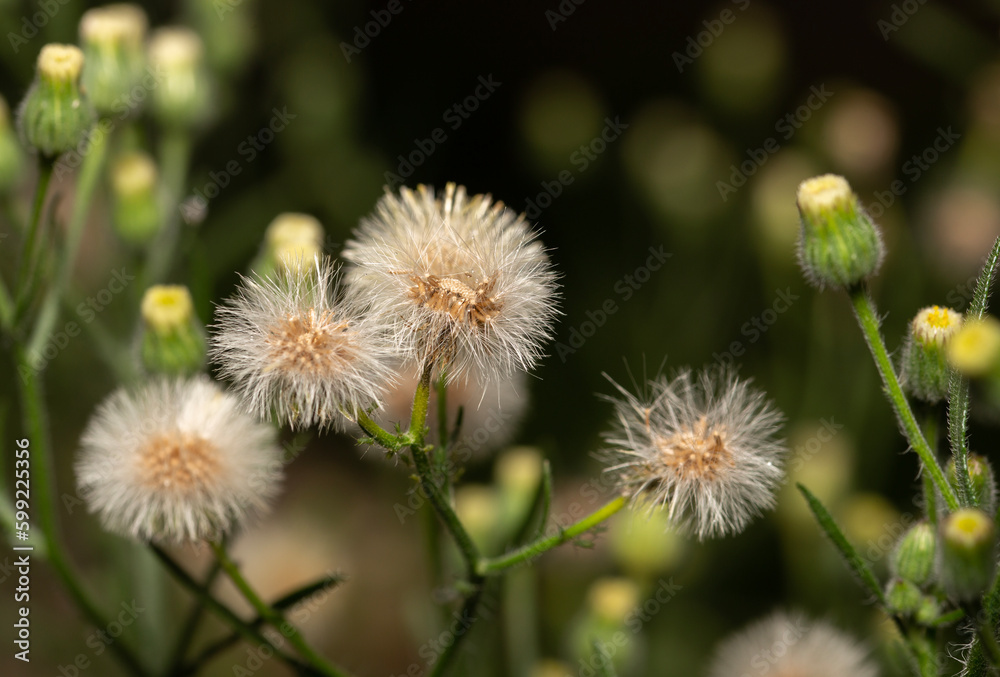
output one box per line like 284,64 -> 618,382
410,364 -> 433,445
27,126 -> 109,360
146,129 -> 191,285
166,557 -> 223,675
149,545 -> 307,672
14,157 -> 54,325
15,344 -> 148,676
356,409 -> 406,452
185,574 -> 344,671
209,541 -> 349,677
478,496 -> 627,576
0,275 -> 13,331
429,584 -> 484,677
921,412 -> 939,526
848,287 -> 959,512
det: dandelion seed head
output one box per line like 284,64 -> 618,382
708,610 -> 878,677
210,257 -> 394,431
75,376 -> 282,544
600,366 -> 786,539
342,182 -> 559,382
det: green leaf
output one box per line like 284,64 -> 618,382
949,235 -> 1000,507
797,483 -> 886,605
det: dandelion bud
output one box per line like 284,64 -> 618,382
940,508 -> 997,601
148,27 -> 210,128
251,212 -> 324,279
570,578 -> 642,675
886,578 -> 923,616
901,306 -> 962,402
795,174 -> 884,290
454,484 -> 501,552
140,285 -> 206,376
891,521 -> 936,587
0,97 -> 24,192
111,151 -> 161,244
946,454 -> 997,513
79,4 -> 148,115
915,595 -> 943,627
947,316 -> 1000,378
496,446 -> 543,523
18,44 -> 95,158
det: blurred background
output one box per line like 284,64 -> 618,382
2,0 -> 1000,675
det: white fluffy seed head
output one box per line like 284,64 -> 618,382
600,367 -> 786,540
707,610 -> 879,677
209,257 -> 396,431
75,376 -> 283,544
341,183 -> 560,384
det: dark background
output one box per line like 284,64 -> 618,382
2,0 -> 1000,675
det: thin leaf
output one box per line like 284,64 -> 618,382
949,235 -> 1000,506
512,460 -> 553,546
797,484 -> 886,606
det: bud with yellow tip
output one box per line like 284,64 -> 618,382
79,4 -> 148,115
148,27 -> 210,128
110,151 -> 161,244
140,285 -> 206,375
251,212 -> 325,279
796,174 -> 884,289
18,44 -> 95,158
939,508 -> 997,601
901,305 -> 962,402
947,316 -> 1000,378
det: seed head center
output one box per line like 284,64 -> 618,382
655,415 -> 732,480
266,309 -> 350,375
408,273 -> 502,328
140,432 -> 220,492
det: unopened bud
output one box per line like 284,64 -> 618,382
891,521 -> 936,587
79,4 -> 148,115
18,44 -> 95,158
940,508 -> 997,601
947,316 -> 1000,378
886,577 -> 923,616
148,27 -> 210,128
901,306 -> 962,402
796,174 -> 884,289
140,285 -> 205,375
251,212 -> 324,278
110,151 -> 160,244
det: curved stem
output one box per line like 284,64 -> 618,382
429,584 -> 484,677
209,541 -> 350,677
848,287 -> 959,512
166,557 -> 222,675
14,157 -> 54,325
149,545 -> 308,672
16,343 -> 149,676
356,409 -> 405,452
28,125 -> 109,359
478,496 -> 627,576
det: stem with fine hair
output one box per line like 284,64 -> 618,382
848,286 -> 958,512
209,541 -> 350,677
477,496 -> 627,576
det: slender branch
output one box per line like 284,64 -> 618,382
209,541 -> 350,677
149,545 -> 307,671
28,126 -> 109,359
429,584 -> 484,677
14,157 -> 54,324
356,409 -> 406,452
848,287 -> 959,512
920,411 -> 939,526
15,344 -> 149,676
166,557 -> 223,675
477,496 -> 627,576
